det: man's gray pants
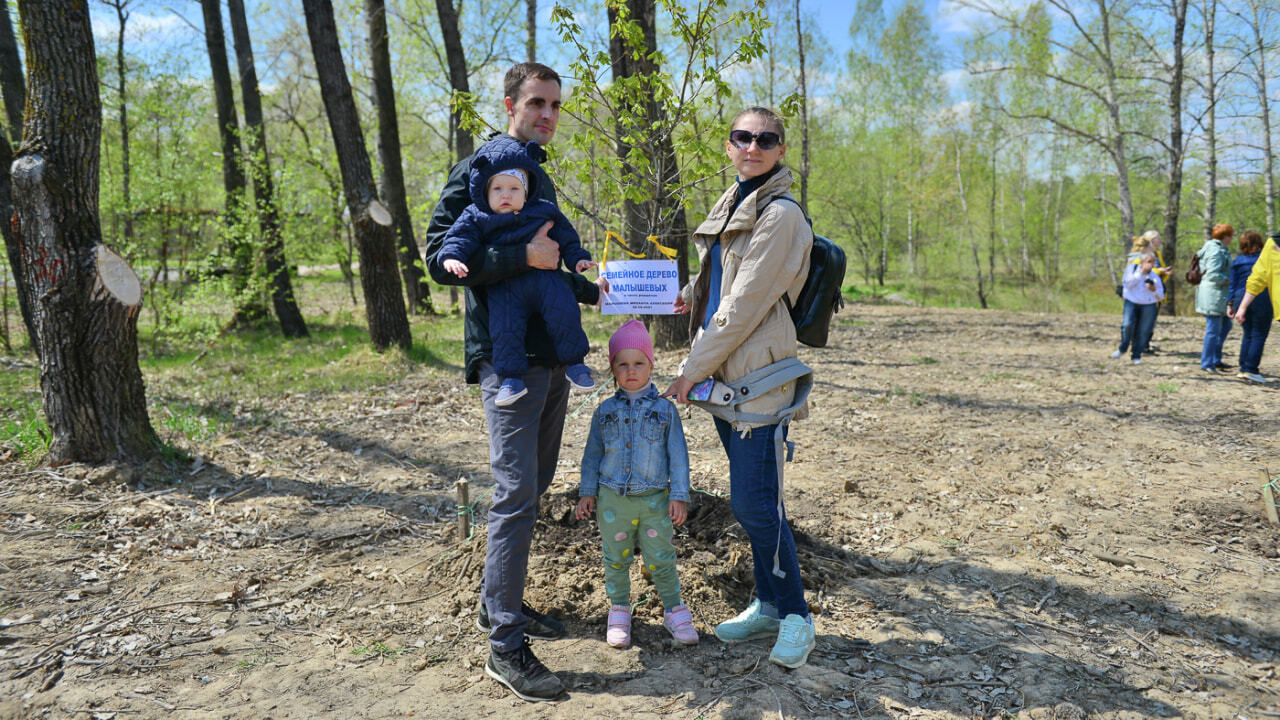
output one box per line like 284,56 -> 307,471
479,362 -> 570,653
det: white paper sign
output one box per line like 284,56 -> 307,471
599,259 -> 679,315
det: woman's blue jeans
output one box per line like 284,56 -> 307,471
1239,301 -> 1274,374
713,417 -> 808,619
1126,302 -> 1159,360
1117,300 -> 1136,353
1201,315 -> 1232,369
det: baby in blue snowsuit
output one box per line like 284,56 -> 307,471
439,136 -> 596,406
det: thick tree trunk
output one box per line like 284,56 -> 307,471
201,0 -> 264,323
12,0 -> 157,463
1160,0 -> 1188,314
608,0 -> 689,349
227,0 -> 308,337
366,0 -> 433,315
302,0 -> 410,351
0,0 -> 34,355
435,0 -> 473,161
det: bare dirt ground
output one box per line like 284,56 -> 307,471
2,303 -> 1278,720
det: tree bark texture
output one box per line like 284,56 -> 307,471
12,0 -> 157,463
1160,0 -> 1188,314
435,0 -> 473,161
608,0 -> 689,349
366,0 -> 433,315
227,0 -> 308,337
201,0 -> 264,323
302,0 -> 410,351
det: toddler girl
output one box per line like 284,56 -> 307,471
576,320 -> 697,648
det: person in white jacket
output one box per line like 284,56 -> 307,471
1112,251 -> 1165,365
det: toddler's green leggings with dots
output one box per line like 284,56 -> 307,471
596,487 -> 683,608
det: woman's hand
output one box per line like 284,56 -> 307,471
672,296 -> 691,314
574,496 -> 596,520
1236,294 -> 1256,325
662,375 -> 695,403
575,259 -> 597,273
669,500 -> 687,526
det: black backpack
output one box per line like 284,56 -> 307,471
762,196 -> 847,348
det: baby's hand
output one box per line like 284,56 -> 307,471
575,496 -> 596,521
575,259 -> 597,273
669,499 -> 687,526
443,258 -> 469,278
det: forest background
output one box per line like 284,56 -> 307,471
1,0 -> 1280,461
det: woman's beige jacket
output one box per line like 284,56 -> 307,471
681,165 -> 812,429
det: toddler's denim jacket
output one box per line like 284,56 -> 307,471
579,384 -> 690,502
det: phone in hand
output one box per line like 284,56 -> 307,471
688,378 -> 715,402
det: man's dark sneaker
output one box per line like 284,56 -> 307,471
1216,362 -> 1233,371
476,598 -> 567,640
485,641 -> 566,702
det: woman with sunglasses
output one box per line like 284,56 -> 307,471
663,107 -> 816,668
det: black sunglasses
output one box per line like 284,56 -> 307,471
729,129 -> 782,150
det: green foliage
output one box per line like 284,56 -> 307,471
0,391 -> 49,464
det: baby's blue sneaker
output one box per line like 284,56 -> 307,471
494,378 -> 528,407
768,614 -> 816,669
566,364 -> 595,392
713,599 -> 780,643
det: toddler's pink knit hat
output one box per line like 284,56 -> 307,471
608,319 -> 654,365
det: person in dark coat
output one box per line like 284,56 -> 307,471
439,135 -> 596,405
1227,230 -> 1271,383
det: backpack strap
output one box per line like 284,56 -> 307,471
758,194 -> 811,314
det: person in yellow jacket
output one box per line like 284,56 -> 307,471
1233,233 -> 1280,338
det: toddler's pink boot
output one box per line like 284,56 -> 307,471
607,604 -> 632,648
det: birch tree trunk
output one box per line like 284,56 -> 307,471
1202,0 -> 1218,239
1159,0 -> 1188,314
1245,0 -> 1276,232
366,0 -> 433,315
302,0 -> 410,351
227,0 -> 308,337
12,0 -> 157,463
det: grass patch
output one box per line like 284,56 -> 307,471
352,641 -> 413,659
1157,381 -> 1180,394
0,392 -> 48,463
911,355 -> 939,365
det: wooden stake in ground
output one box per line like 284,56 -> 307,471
1262,470 -> 1279,526
455,478 -> 470,542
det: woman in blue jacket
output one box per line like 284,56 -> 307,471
1228,230 -> 1271,383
